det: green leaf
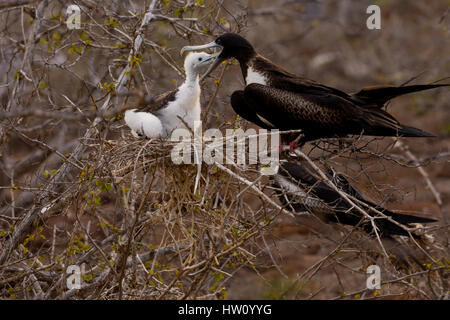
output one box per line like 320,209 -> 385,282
94,194 -> 101,206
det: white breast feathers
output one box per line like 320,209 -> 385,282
157,83 -> 201,137
124,109 -> 163,138
245,67 -> 268,86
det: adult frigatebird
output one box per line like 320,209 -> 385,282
273,161 -> 436,238
125,52 -> 217,138
181,33 -> 448,146
272,160 -> 437,268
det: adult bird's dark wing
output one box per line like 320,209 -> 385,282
238,83 -> 435,141
351,84 -> 450,108
230,90 -> 275,129
242,83 -> 357,131
274,161 -> 437,237
251,54 -> 357,102
252,55 -> 449,108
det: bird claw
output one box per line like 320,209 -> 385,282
289,141 -> 299,153
278,141 -> 301,156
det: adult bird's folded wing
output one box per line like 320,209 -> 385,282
242,83 -> 358,132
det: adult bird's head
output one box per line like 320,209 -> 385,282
181,33 -> 255,81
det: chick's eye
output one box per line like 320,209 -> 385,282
198,57 -> 202,61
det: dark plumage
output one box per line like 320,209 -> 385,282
273,161 -> 437,238
137,90 -> 178,114
182,33 -> 449,145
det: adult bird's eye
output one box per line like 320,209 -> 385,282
198,57 -> 202,61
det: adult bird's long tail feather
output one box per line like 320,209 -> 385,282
385,210 -> 437,225
353,84 -> 450,107
363,108 -> 436,138
374,208 -> 437,237
397,125 -> 436,138
353,205 -> 436,238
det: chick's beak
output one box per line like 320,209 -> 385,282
203,51 -> 221,63
199,55 -> 225,82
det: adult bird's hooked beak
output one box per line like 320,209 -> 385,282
181,41 -> 225,82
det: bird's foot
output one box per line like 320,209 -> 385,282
289,141 -> 300,153
288,141 -> 302,156
279,142 -> 302,156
